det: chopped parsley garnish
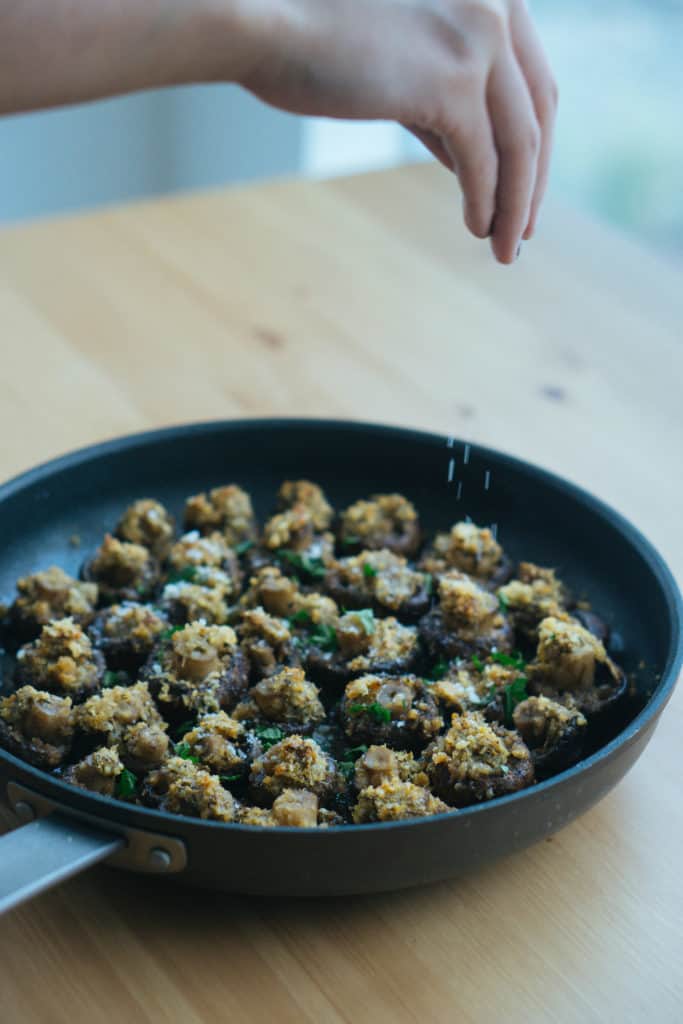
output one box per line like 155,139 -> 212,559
102,669 -> 127,689
501,764 -> 510,775
338,761 -> 356,781
343,744 -> 368,761
471,654 -> 485,673
488,684 -> 497,701
173,719 -> 195,739
498,593 -> 509,613
309,622 -> 338,652
175,741 -> 199,763
354,608 -> 376,636
503,676 -> 528,726
276,549 -> 326,579
342,534 -> 360,546
363,562 -> 378,579
167,566 -> 199,584
135,583 -> 148,597
116,768 -> 137,798
234,539 -> 254,556
160,624 -> 184,642
288,608 -> 313,628
427,660 -> 448,681
252,724 -> 285,750
348,702 -> 391,724
423,573 -> 433,596
220,773 -> 242,784
491,650 -> 526,671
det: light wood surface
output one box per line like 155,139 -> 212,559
0,163 -> 681,1023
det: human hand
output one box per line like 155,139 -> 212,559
241,0 -> 557,263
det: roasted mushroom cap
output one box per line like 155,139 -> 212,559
277,480 -> 334,532
82,534 -> 159,604
238,607 -> 301,682
62,746 -> 124,796
352,780 -> 448,823
419,521 -> 512,587
338,493 -> 421,557
115,499 -> 175,559
497,562 -> 569,642
183,485 -> 257,547
178,710 -> 256,778
15,617 -> 105,701
340,674 -> 443,751
420,570 -> 513,662
513,696 -> 587,778
248,735 -> 344,806
524,616 -> 628,744
305,612 -> 419,690
141,756 -> 236,821
250,666 -> 326,726
0,685 -> 74,768
142,622 -> 249,721
325,549 -> 431,621
352,744 -> 426,791
424,711 -> 534,807
89,602 -> 167,671
75,681 -> 169,772
4,566 -> 98,647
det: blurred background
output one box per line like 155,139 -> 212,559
0,0 -> 681,262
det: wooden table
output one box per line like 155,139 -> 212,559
0,164 -> 681,1023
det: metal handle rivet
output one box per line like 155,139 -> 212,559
14,801 -> 36,823
148,847 -> 172,871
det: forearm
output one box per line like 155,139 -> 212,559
0,0 -> 261,115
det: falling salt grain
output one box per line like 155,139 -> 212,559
447,458 -> 455,483
484,470 -> 491,491
463,444 -> 471,465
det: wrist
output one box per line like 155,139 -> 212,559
195,0 -> 290,87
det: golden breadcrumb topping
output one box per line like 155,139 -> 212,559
513,695 -> 586,747
352,780 -> 448,823
161,582 -> 230,625
184,485 -> 255,546
0,685 -> 73,743
426,712 -> 528,783
337,549 -> 424,610
89,534 -> 151,581
169,622 -> 238,682
431,521 -> 502,577
251,667 -> 325,724
102,602 -> 165,644
278,480 -> 333,531
181,710 -> 247,773
344,674 -> 442,734
341,494 -> 417,544
536,616 -> 607,689
17,617 -> 100,695
69,746 -> 123,794
13,566 -> 97,626
345,617 -> 417,671
262,504 -> 314,550
438,571 -> 501,634
167,531 -> 232,572
147,756 -> 236,821
116,499 -> 174,557
250,735 -> 335,799
76,682 -> 163,737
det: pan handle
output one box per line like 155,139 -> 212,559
0,813 -> 124,915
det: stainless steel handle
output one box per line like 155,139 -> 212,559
0,813 -> 124,915
1,781 -> 188,914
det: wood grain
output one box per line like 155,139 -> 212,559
0,163 -> 681,1023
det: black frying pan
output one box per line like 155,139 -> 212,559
1,419 -> 681,912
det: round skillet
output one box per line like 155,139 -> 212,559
0,419 -> 681,911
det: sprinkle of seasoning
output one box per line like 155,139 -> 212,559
362,562 -> 378,579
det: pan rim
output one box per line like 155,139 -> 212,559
1,416 -> 681,837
